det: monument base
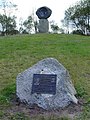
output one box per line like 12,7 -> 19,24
38,19 -> 49,33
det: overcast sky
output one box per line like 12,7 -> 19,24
0,0 -> 79,28
13,0 -> 79,26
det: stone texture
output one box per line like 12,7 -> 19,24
38,19 -> 49,33
36,6 -> 52,19
16,58 -> 78,110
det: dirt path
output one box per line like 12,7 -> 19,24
3,97 -> 84,120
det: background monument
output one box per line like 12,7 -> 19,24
36,6 -> 52,33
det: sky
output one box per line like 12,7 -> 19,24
13,0 -> 79,27
0,0 -> 79,29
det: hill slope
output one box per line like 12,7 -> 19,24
0,34 -> 90,119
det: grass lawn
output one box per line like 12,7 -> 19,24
0,34 -> 90,120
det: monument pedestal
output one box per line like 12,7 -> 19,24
38,19 -> 49,33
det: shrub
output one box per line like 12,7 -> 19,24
72,30 -> 84,35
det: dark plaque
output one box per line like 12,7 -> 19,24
31,74 -> 57,95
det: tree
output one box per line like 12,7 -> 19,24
34,20 -> 38,33
23,16 -> 33,34
0,14 -> 17,35
19,17 -> 24,34
59,28 -> 65,34
63,0 -> 90,35
6,15 -> 17,35
0,0 -> 17,35
51,24 -> 59,33
0,0 -> 17,16
0,14 -> 6,33
50,21 -> 60,33
31,9 -> 39,33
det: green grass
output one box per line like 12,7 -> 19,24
0,34 -> 90,119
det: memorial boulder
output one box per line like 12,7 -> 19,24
16,58 -> 78,110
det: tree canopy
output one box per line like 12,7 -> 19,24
0,0 -> 17,35
63,0 -> 90,35
0,14 -> 17,35
23,16 -> 33,34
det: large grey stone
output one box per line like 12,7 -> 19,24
38,19 -> 49,33
16,58 -> 78,110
